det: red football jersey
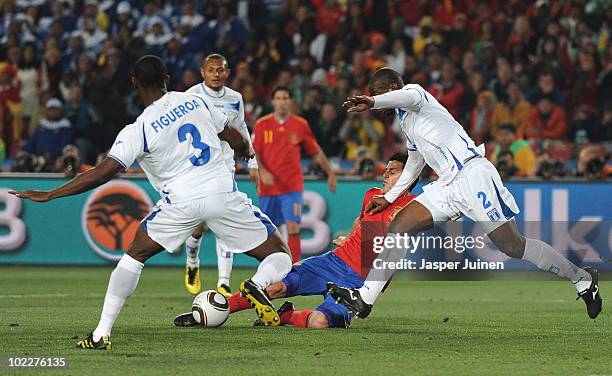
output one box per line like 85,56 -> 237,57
333,188 -> 416,278
252,114 -> 321,196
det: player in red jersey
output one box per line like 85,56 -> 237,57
252,86 -> 337,263
174,153 -> 416,328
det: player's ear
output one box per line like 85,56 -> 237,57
200,65 -> 206,79
131,76 -> 137,89
164,74 -> 170,87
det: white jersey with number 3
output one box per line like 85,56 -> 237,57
186,83 -> 257,172
108,91 -> 233,203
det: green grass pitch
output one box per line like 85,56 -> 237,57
0,266 -> 610,375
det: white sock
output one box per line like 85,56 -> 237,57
216,242 -> 233,287
92,255 -> 143,341
251,252 -> 292,289
359,232 -> 409,305
279,224 -> 288,241
522,238 -> 592,292
185,236 -> 201,269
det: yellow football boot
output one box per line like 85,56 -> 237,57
217,283 -> 232,298
239,279 -> 280,326
184,265 -> 201,295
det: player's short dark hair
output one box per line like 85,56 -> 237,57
133,55 -> 167,89
271,86 -> 292,99
369,67 -> 404,92
389,152 -> 408,166
202,53 -> 228,67
498,123 -> 516,134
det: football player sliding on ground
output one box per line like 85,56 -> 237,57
175,153 -> 415,328
328,67 -> 602,320
10,56 -> 293,350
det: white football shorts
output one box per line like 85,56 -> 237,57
415,157 -> 520,234
141,191 -> 276,253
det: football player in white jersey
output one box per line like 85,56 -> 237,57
10,56 -> 293,350
328,67 -> 602,320
180,54 -> 258,297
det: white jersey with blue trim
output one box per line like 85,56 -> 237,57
108,91 -> 234,203
372,84 -> 484,202
185,83 -> 257,172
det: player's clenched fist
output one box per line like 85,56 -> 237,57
365,195 -> 390,215
342,95 -> 375,113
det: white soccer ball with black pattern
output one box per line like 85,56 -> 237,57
191,290 -> 230,327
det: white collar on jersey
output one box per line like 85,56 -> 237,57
201,83 -> 226,98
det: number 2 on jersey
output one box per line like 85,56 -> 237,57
477,191 -> 491,209
177,124 -> 210,166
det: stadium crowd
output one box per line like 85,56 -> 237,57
0,0 -> 610,180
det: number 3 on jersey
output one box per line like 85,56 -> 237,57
177,123 -> 210,166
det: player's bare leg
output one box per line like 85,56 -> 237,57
286,220 -> 301,263
329,200 -> 434,318
184,224 -> 206,295
488,220 -> 602,319
77,227 -> 164,350
239,230 -> 292,326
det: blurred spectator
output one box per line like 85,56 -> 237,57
0,62 -> 21,154
80,17 -> 108,54
496,150 -> 520,179
55,144 -> 92,177
349,146 -> 385,179
492,123 -> 537,176
568,52 -> 599,111
339,110 -> 384,159
17,44 -> 42,137
412,16 -> 442,60
570,104 -> 598,144
0,0 -> 608,180
524,96 -> 567,142
313,102 -> 343,157
23,98 -> 72,159
536,152 -> 570,180
491,80 -> 532,137
577,144 -> 606,177
525,71 -> 566,106
428,61 -> 464,118
468,90 -> 494,144
583,157 -> 605,181
64,83 -> 102,164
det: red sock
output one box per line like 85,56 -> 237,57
280,309 -> 313,328
228,293 -> 252,313
288,234 -> 301,263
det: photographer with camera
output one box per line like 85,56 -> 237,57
54,145 -> 92,177
492,123 -> 536,176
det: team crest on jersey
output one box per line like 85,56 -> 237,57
81,180 -> 153,261
487,208 -> 501,221
388,205 -> 403,222
289,132 -> 299,144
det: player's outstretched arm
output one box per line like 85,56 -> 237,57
9,158 -> 122,202
371,88 -> 423,111
218,126 -> 253,160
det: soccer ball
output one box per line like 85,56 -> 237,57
191,290 -> 230,327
